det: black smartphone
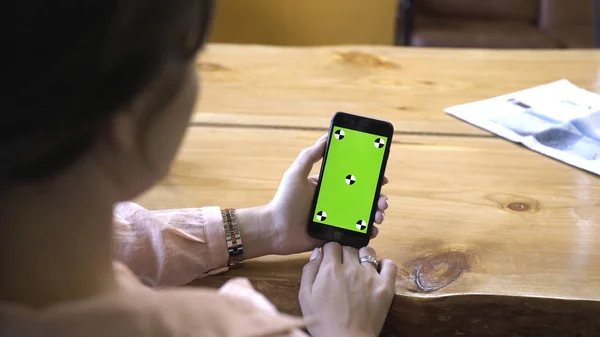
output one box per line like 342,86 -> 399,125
307,112 -> 394,248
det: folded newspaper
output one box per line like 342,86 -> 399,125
445,79 -> 600,175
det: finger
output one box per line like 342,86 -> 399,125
315,134 -> 328,144
379,258 -> 398,287
301,248 -> 323,294
358,246 -> 378,271
342,246 -> 360,266
308,175 -> 319,185
370,226 -> 379,239
378,195 -> 389,212
289,136 -> 328,178
322,241 -> 342,266
374,211 -> 385,224
383,176 -> 389,185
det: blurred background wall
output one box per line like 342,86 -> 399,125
208,0 -> 397,46
207,0 -> 599,49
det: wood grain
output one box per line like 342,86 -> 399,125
194,44 -> 600,137
137,126 -> 600,336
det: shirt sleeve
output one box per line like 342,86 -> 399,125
112,201 -> 229,287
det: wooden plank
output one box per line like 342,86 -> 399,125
137,126 -> 600,335
194,44 -> 600,136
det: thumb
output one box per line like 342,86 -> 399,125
289,135 -> 327,178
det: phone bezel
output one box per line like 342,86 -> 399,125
307,111 -> 394,248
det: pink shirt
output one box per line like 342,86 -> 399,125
0,202 -> 309,336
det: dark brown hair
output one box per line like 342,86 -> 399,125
0,0 -> 214,182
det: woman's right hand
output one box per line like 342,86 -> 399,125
299,242 -> 397,337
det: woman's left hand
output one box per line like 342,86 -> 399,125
264,134 -> 390,256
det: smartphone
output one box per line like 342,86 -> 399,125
307,112 -> 393,248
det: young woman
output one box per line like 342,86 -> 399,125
0,1 -> 398,336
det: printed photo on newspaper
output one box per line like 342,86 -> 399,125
445,80 -> 600,175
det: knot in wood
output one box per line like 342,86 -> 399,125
198,62 -> 231,72
507,202 -> 531,212
415,251 -> 467,293
334,51 -> 398,69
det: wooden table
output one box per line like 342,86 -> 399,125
137,44 -> 600,336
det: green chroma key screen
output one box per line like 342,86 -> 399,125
313,126 -> 388,233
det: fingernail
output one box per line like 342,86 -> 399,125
382,212 -> 386,221
385,199 -> 390,209
310,248 -> 319,261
